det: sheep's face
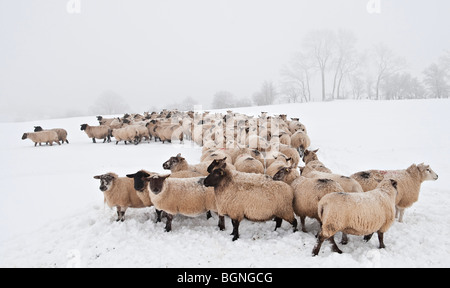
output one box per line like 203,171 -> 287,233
93,174 -> 115,192
126,170 -> 151,192
148,174 -> 170,195
80,124 -> 88,131
21,133 -> 28,140
207,157 -> 227,173
303,149 -> 319,164
163,154 -> 184,170
204,168 -> 226,187
418,164 -> 439,181
33,126 -> 43,132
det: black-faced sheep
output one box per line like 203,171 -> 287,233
350,163 -> 439,222
22,131 -> 60,147
80,124 -> 111,143
34,126 -> 69,144
312,179 -> 399,256
127,171 -> 224,232
93,172 -> 146,221
203,158 -> 297,241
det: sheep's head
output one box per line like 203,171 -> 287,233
162,153 -> 184,170
147,174 -> 170,195
21,133 -> 28,140
33,126 -> 43,132
303,149 -> 319,164
273,167 -> 292,182
417,163 -> 439,181
126,170 -> 153,192
80,124 -> 88,131
207,157 -> 227,173
204,166 -> 227,188
93,173 -> 117,192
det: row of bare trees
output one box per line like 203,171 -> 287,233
280,29 -> 450,103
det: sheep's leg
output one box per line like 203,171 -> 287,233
155,209 -> 162,223
377,231 -> 385,249
300,216 -> 307,233
274,217 -> 282,230
116,141 -> 119,145
328,235 -> 342,254
66,139 -> 69,144
218,215 -> 225,231
341,233 -> 349,245
35,142 -> 38,147
363,233 -> 374,242
164,213 -> 173,232
206,210 -> 212,220
231,219 -> 240,241
92,138 -> 96,143
312,232 -> 326,256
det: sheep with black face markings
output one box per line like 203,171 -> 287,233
22,131 -> 60,147
93,172 -> 147,222
34,126 -> 69,144
80,124 -> 111,143
204,157 -> 297,241
350,163 -> 439,222
312,179 -> 399,256
127,170 -> 224,232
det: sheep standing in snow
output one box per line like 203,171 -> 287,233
162,153 -> 210,176
204,158 -> 297,241
22,131 -> 60,147
80,124 -> 111,143
290,130 -> 311,158
93,172 -> 147,222
350,163 -> 439,222
34,126 -> 69,144
312,179 -> 399,256
128,171 -> 224,232
111,126 -> 139,145
234,153 -> 265,174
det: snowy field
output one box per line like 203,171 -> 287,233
0,99 -> 449,268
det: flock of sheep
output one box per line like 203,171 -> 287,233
22,109 -> 439,256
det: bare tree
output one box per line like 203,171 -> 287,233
281,51 -> 313,103
303,30 -> 336,101
423,62 -> 450,98
372,43 -> 406,100
331,30 -> 357,99
252,80 -> 277,106
212,91 -> 235,109
89,90 -> 129,115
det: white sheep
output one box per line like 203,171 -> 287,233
22,131 -> 60,147
204,158 -> 298,241
80,124 -> 111,143
93,172 -> 147,222
234,153 -> 265,174
162,153 -> 210,176
130,172 -> 224,232
111,126 -> 139,145
34,126 -> 69,144
350,163 -> 439,222
290,130 -> 311,158
312,179 -> 399,256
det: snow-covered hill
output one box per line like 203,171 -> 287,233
0,99 -> 449,267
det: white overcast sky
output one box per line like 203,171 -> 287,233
1,0 -> 449,121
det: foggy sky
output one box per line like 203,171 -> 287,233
1,0 -> 449,121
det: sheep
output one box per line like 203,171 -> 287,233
350,163 -> 439,222
233,153 -> 265,174
273,165 -> 345,236
312,179 -> 399,256
300,160 -> 332,175
203,158 -> 298,241
154,122 -> 184,144
290,130 -> 311,158
80,124 -> 111,143
302,167 -> 364,193
265,154 -> 292,177
129,172 -> 224,232
302,148 -> 319,164
162,153 -> 210,176
34,126 -> 69,144
22,131 -> 60,146
111,126 -> 139,145
93,172 -> 147,222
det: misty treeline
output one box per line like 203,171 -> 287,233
214,29 -> 450,109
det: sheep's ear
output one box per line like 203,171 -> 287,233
313,148 -> 319,153
390,179 -> 398,189
126,174 -> 135,178
93,175 -> 101,179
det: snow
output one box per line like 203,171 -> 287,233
0,99 -> 449,268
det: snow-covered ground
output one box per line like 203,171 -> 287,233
0,99 -> 449,268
